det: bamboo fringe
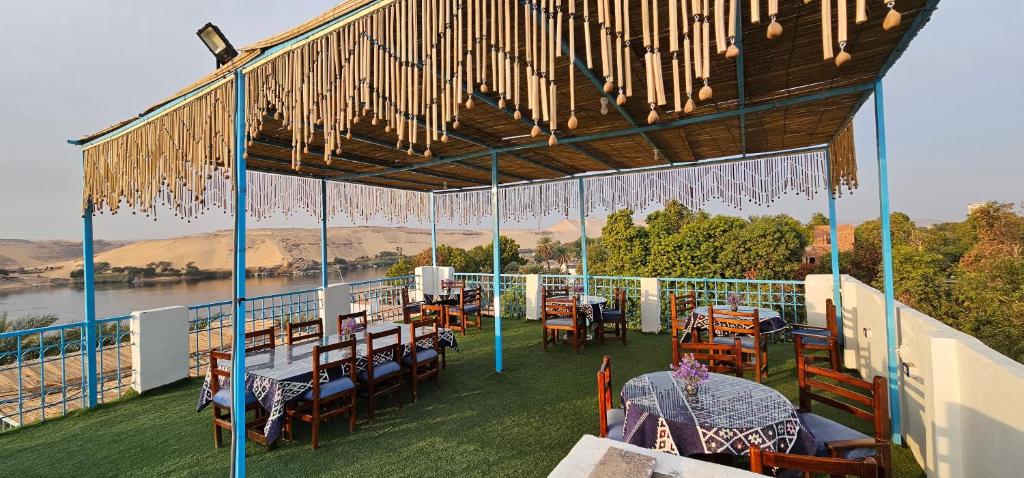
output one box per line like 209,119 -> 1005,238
828,121 -> 858,197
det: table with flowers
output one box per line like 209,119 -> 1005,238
619,370 -> 815,457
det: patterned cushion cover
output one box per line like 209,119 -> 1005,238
358,361 -> 401,381
213,388 -> 257,408
712,335 -> 757,349
799,412 -> 876,459
301,377 -> 355,401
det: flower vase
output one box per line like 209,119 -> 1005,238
729,304 -> 739,312
685,383 -> 698,396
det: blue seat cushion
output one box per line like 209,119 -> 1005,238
448,304 -> 480,315
800,412 -> 875,459
801,335 -> 830,347
606,408 -> 625,442
712,335 -> 756,349
302,377 -> 355,401
544,318 -> 577,327
792,327 -> 831,338
212,388 -> 256,408
403,348 -> 439,365
358,361 -> 401,381
601,309 -> 624,322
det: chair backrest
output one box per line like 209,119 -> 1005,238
669,291 -> 696,339
410,317 -> 439,361
596,356 -> 614,438
797,350 -> 890,441
676,339 -> 744,377
543,296 -> 578,324
826,297 -> 839,337
309,337 -> 357,400
244,328 -> 276,353
421,303 -> 445,319
612,287 -> 627,311
708,307 -> 760,339
544,285 -> 571,299
460,287 -> 482,307
401,287 -> 411,306
208,350 -> 233,396
338,310 -> 367,333
750,445 -> 879,477
366,326 -> 402,371
442,279 -> 465,293
286,318 -> 324,345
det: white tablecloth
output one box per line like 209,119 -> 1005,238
549,435 -> 761,478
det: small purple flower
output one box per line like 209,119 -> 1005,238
340,318 -> 357,336
670,353 -> 710,388
726,292 -> 741,307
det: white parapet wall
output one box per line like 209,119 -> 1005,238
524,274 -> 542,320
130,306 -> 189,394
321,283 -> 352,336
415,266 -> 454,301
639,278 -> 661,333
805,274 -> 1024,478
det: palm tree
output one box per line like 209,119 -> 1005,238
535,237 -> 557,267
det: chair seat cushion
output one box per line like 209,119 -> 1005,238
712,335 -> 756,349
601,309 -> 624,322
403,348 -> 439,364
801,335 -> 830,347
800,412 -> 875,459
544,318 -> 578,327
358,361 -> 402,381
792,327 -> 831,338
301,377 -> 355,401
212,388 -> 257,408
606,407 -> 626,441
448,304 -> 480,315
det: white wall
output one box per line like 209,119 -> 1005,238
805,274 -> 1024,478
130,306 -> 189,394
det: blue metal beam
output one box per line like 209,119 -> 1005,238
320,179 -> 329,289
81,198 -> 98,409
230,70 -> 249,478
430,192 -> 438,267
338,82 -> 874,181
490,150 -> 503,373
825,152 -> 844,346
577,178 -> 589,297
874,80 -> 901,445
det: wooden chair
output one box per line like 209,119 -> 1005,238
542,296 -> 583,353
244,328 -> 276,353
797,353 -> 892,478
750,445 -> 880,477
285,337 -> 357,449
400,287 -> 423,324
544,285 -> 571,301
708,307 -> 768,382
669,291 -> 697,364
420,304 -> 448,368
208,350 -> 270,449
792,298 -> 841,370
597,288 -> 627,345
359,327 -> 403,422
403,317 -> 441,401
675,338 -> 745,377
338,310 -> 367,333
286,318 -> 323,345
597,356 -> 625,441
441,279 -> 465,293
446,286 -> 482,335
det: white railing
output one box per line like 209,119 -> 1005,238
806,274 -> 1024,478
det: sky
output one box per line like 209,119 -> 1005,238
0,1 -> 1021,241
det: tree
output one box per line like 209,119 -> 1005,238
534,236 -> 557,266
593,210 -> 649,276
386,257 -> 415,277
718,215 -> 808,279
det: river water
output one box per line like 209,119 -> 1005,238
0,268 -> 385,325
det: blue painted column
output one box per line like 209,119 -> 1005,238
430,192 -> 438,267
874,80 -> 901,445
490,150 -> 503,373
577,177 -> 589,296
81,198 -> 98,409
825,152 -> 844,345
230,70 -> 249,477
320,179 -> 329,289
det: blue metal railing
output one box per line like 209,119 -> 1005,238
658,278 -> 807,327
0,314 -> 132,432
187,287 -> 323,376
348,275 -> 415,324
453,273 -> 527,318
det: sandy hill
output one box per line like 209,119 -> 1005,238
0,239 -> 124,269
22,218 -> 605,275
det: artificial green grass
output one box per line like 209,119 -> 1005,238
1,318 -> 924,477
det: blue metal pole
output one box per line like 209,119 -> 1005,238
230,70 -> 248,477
825,153 -> 844,346
874,79 -> 901,445
320,179 -> 329,290
430,192 -> 438,267
577,178 -> 589,296
490,150 -> 503,373
81,199 -> 98,409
